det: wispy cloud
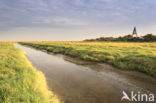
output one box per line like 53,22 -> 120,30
33,17 -> 88,26
0,0 -> 156,40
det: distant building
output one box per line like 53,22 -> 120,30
132,27 -> 138,37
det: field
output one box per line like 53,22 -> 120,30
20,41 -> 156,77
0,42 -> 60,103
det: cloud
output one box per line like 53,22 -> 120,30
33,17 -> 88,27
0,0 -> 156,40
52,18 -> 88,26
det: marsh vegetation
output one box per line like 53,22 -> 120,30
21,41 -> 156,77
0,42 -> 60,103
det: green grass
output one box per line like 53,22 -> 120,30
0,42 -> 60,103
20,41 -> 156,77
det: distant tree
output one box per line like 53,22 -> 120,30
122,35 -> 133,41
130,37 -> 143,42
84,34 -> 156,42
116,35 -> 133,41
142,34 -> 156,42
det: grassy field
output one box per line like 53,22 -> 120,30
20,41 -> 156,77
0,42 -> 60,103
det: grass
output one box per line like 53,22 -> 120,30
20,41 -> 156,77
0,42 -> 60,103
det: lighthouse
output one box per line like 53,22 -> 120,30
132,27 -> 138,37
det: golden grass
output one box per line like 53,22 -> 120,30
0,42 -> 60,103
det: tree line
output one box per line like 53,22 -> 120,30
84,34 -> 156,42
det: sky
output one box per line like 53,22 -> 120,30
0,0 -> 156,41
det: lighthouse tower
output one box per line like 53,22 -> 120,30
132,27 -> 138,37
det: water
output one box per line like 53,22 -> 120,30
15,44 -> 156,103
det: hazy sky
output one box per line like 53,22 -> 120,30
0,0 -> 156,41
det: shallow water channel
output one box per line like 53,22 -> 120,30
15,44 -> 156,103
